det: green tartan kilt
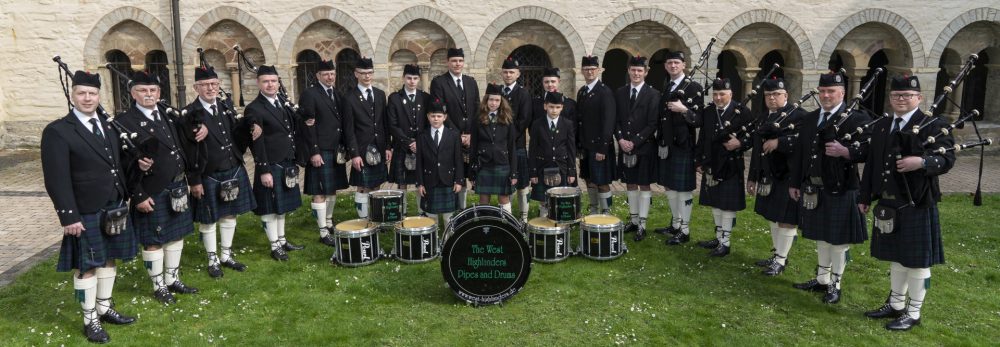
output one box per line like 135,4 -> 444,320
474,165 -> 514,196
57,206 -> 137,273
421,186 -> 457,214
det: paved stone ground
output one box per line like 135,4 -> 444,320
1,149 -> 997,286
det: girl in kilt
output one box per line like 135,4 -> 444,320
529,92 -> 577,218
471,84 -> 518,213
417,98 -> 465,226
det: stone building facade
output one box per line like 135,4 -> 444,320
0,1 -> 997,148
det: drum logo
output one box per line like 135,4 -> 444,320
361,241 -> 372,261
610,236 -> 617,254
555,237 -> 564,257
421,238 -> 430,255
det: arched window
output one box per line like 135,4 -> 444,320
647,49 -> 671,89
751,50 -> 786,113
105,50 -> 132,114
601,49 -> 630,91
861,50 -> 889,117
716,50 -> 744,101
296,50 -> 322,98
336,48 -> 360,93
962,50 -> 988,121
145,50 -> 170,105
509,45 -> 552,97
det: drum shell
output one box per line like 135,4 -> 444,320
368,190 -> 406,224
545,187 -> 581,222
394,217 -> 439,263
334,221 -> 381,267
580,215 -> 625,260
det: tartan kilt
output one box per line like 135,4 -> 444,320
699,174 -> 746,211
657,148 -> 697,191
253,162 -> 303,216
304,150 -> 349,195
57,207 -> 137,273
753,177 -> 798,225
193,166 -> 256,224
530,174 -> 568,202
617,152 -> 655,185
580,149 -> 615,185
799,189 -> 867,245
422,186 -> 457,214
132,181 -> 195,246
475,165 -> 514,196
350,161 -> 388,189
390,150 -> 418,186
515,149 -> 530,189
870,205 -> 944,268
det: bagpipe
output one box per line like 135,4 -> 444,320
52,55 -> 156,159
232,45 -> 299,114
755,88 -> 819,139
824,67 -> 882,145
102,63 -> 182,118
713,63 -> 783,146
670,38 -> 716,119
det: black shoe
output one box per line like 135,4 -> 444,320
152,288 -> 175,305
822,287 -> 841,304
220,258 -> 246,272
271,248 -> 289,261
633,228 -> 646,241
709,244 -> 730,257
755,253 -> 776,267
655,226 -> 680,235
666,233 -> 690,245
83,321 -> 110,344
319,234 -> 337,247
865,303 -> 905,319
98,306 -> 136,325
697,238 -> 720,249
792,279 -> 829,292
167,280 -> 199,294
762,261 -> 785,276
207,264 -> 223,278
885,314 -> 920,331
282,241 -> 305,251
624,223 -> 638,233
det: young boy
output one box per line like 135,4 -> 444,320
416,98 -> 464,225
529,92 -> 577,218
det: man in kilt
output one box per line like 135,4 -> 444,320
181,65 -> 258,278
788,71 -> 871,304
472,83 -> 519,212
615,56 -> 660,241
431,48 -> 479,210
299,59 -> 350,247
388,64 -> 430,214
529,92 -> 577,217
747,78 -> 807,275
245,65 -> 305,261
691,78 -> 752,257
655,50 -> 704,243
576,55 -> 617,215
416,98 -> 464,224
117,71 -> 198,304
42,71 -> 137,343
345,57 -> 391,219
859,75 -> 955,330
499,57 -> 533,221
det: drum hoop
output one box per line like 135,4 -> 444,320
335,227 -> 378,238
397,224 -> 438,235
370,189 -> 405,198
528,224 -> 569,235
545,186 -> 581,197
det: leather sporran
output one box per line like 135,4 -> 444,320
543,167 -> 562,187
873,204 -> 897,234
219,179 -> 240,202
623,152 -> 638,168
404,153 -> 416,171
169,186 -> 189,213
705,170 -> 719,187
284,166 -> 300,188
364,145 -> 382,166
802,183 -> 819,210
757,176 -> 772,197
102,206 -> 129,236
336,146 -> 349,164
657,145 -> 669,160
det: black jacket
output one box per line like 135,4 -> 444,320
614,83 -> 660,155
695,102 -> 753,180
116,104 -> 188,203
529,116 -> 577,178
531,92 -> 577,128
343,85 -> 389,158
416,127 -> 464,188
658,78 -> 704,149
179,97 -> 251,185
576,80 -> 616,155
245,93 -> 298,174
470,115 -> 518,179
431,73 -> 480,134
789,103 -> 871,194
41,111 -> 129,226
748,102 -> 807,182
387,89 -> 430,154
503,83 -> 532,150
297,84 -> 348,155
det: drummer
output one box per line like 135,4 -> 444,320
528,92 -> 577,218
416,98 -> 465,226
471,84 -> 518,213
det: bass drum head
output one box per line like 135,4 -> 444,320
441,215 -> 531,306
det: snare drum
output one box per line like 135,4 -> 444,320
394,216 -> 439,263
579,214 -> 626,260
526,217 -> 570,263
368,190 -> 405,224
546,187 -> 581,222
333,219 -> 381,266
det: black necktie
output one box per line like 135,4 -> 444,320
326,88 -> 335,102
456,78 -> 463,92
274,99 -> 281,109
89,118 -> 104,141
820,111 -> 831,127
210,104 -> 218,117
668,81 -> 676,92
630,88 -> 637,107
891,117 -> 903,134
433,129 -> 440,147
152,110 -> 160,123
550,120 -> 557,132
503,86 -> 511,96
408,94 -> 415,103
489,113 -> 496,123
365,89 -> 373,105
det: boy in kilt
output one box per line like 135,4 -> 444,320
42,71 -> 137,343
859,75 -> 955,330
431,48 -> 479,210
576,55 -> 617,215
529,92 -> 577,218
747,78 -> 807,276
788,71 -> 871,304
117,71 -> 198,304
472,83 -> 519,213
417,98 -> 465,224
499,57 -> 533,221
344,57 -> 391,220
298,59 -> 350,247
654,50 -> 704,242
388,64 -> 431,214
245,65 -> 306,261
691,78 -> 752,257
615,56 -> 660,241
181,65 -> 258,278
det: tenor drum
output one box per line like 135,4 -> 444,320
526,217 -> 571,263
545,186 -> 581,222
394,216 -> 439,263
579,214 -> 626,261
368,189 -> 405,224
333,219 -> 381,267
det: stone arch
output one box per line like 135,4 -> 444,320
713,9 -> 815,70
592,8 -> 700,63
375,6 -> 469,66
83,6 -> 173,70
182,6 -> 277,68
277,6 -> 373,65
379,18 -> 457,90
818,8 -> 925,69
473,6 -> 586,75
928,8 -> 1000,65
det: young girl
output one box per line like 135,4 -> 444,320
416,98 -> 464,225
529,92 -> 577,218
471,84 -> 518,213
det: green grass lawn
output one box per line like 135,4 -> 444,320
1,193 -> 998,346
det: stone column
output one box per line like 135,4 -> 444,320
227,62 -> 241,110
984,63 -> 1000,122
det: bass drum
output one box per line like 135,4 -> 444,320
446,205 -> 523,240
441,205 -> 531,306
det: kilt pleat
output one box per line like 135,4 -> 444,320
57,206 -> 137,273
193,166 -> 256,224
870,205 -> 944,268
390,150 -> 418,186
350,161 -> 388,189
799,189 -> 867,245
422,186 -> 457,214
699,175 -> 746,211
253,162 -> 303,215
515,149 -> 530,189
580,149 -> 615,185
753,177 -> 798,225
657,148 -> 697,191
132,181 -> 194,246
617,152 -> 655,186
304,150 -> 349,195
474,165 -> 514,196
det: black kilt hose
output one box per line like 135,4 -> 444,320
304,150 -> 349,195
192,166 -> 256,224
699,174 -> 746,211
753,177 -> 798,225
253,162 -> 303,216
579,148 -> 615,185
475,165 -> 514,196
515,149 -> 530,189
422,186 -> 457,214
350,161 -> 388,189
391,150 -> 418,186
799,189 -> 867,245
57,206 -> 138,273
657,147 -> 697,191
617,152 -> 655,186
871,205 -> 944,268
132,181 -> 195,246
